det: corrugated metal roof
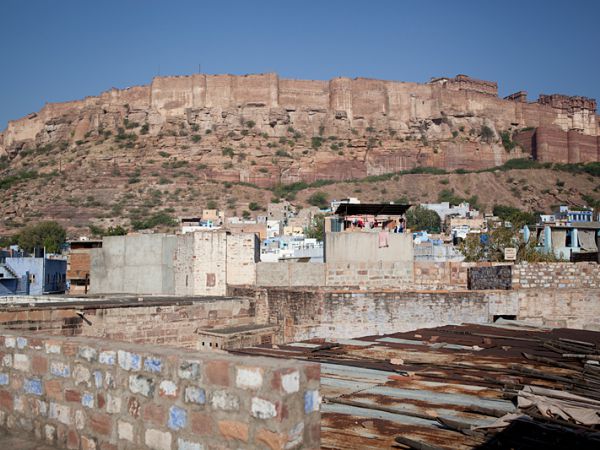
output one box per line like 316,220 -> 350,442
234,322 -> 600,449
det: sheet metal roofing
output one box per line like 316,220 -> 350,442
334,203 -> 411,217
234,321 -> 600,449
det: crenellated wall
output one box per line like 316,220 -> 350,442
1,73 -> 598,167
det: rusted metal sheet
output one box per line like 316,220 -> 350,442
235,322 -> 600,449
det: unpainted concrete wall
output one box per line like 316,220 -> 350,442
325,232 -> 414,263
90,234 -> 177,295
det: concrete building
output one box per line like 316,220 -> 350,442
180,216 -> 222,233
422,201 -> 478,222
91,231 -> 259,296
535,222 -> 600,261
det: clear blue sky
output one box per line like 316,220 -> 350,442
2,0 -> 599,130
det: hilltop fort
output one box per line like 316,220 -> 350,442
1,73 -> 598,187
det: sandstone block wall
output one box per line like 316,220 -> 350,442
325,262 -> 413,289
0,299 -> 257,350
229,286 -> 600,341
516,288 -> 600,330
226,233 -> 259,287
512,262 -> 600,289
534,126 -> 600,163
0,330 -> 320,449
256,263 -> 326,288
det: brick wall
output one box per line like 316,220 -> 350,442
512,262 -> 600,289
0,298 -> 257,350
0,330 -> 320,449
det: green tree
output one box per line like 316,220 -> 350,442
106,225 -> 128,236
492,205 -> 537,227
459,227 -> 561,262
17,221 -> 66,253
481,125 -> 495,143
406,205 -> 441,233
308,192 -> 329,208
305,214 -> 325,241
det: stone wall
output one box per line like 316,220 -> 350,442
0,298 -> 258,350
0,330 -> 320,449
256,263 -> 326,288
226,233 -> 259,287
535,126 -> 600,163
325,262 -> 413,289
512,262 -> 600,289
229,286 -> 600,341
467,266 -> 512,290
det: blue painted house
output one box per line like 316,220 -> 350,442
0,255 -> 67,296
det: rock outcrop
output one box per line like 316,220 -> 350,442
1,73 -> 599,187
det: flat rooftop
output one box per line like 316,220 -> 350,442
235,321 -> 600,449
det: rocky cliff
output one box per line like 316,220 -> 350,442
2,73 -> 598,186
1,73 -> 599,235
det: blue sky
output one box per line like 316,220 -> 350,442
1,0 -> 599,130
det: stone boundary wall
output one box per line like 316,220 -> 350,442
256,263 -> 325,288
512,262 -> 600,289
253,261 -> 600,292
325,262 -> 413,289
0,330 -> 320,449
0,298 -> 258,349
228,286 -> 600,342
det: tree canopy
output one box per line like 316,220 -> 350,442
406,205 -> 441,233
305,214 -> 325,241
16,221 -> 66,254
492,205 -> 538,227
459,227 -> 560,263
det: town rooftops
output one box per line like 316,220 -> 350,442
334,203 -> 411,217
235,321 -> 600,449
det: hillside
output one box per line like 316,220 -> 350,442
0,72 -> 599,236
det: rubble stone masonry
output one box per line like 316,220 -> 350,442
0,330 -> 320,449
512,262 -> 600,289
0,298 -> 259,349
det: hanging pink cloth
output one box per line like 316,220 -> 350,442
378,231 -> 389,248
